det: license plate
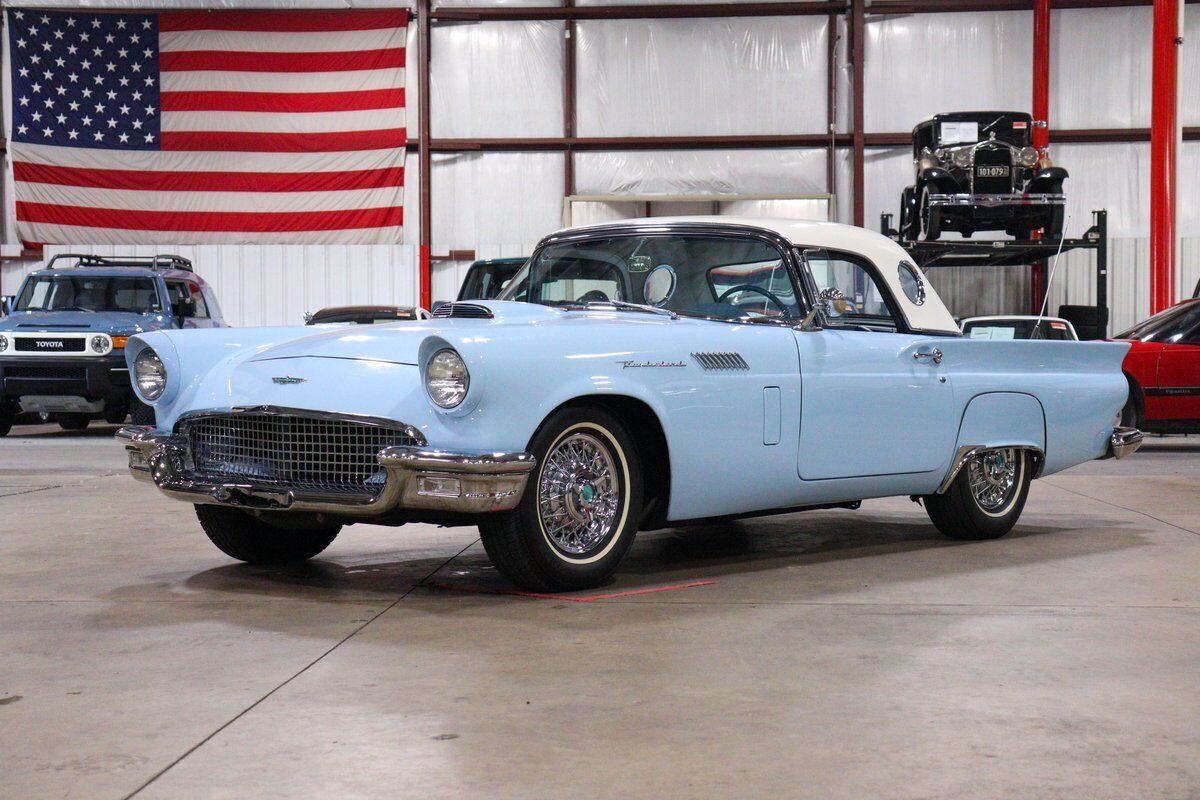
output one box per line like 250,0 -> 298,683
976,166 -> 1010,178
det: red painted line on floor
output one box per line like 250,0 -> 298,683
427,579 -> 717,602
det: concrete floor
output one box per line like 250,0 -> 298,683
1,424 -> 1197,800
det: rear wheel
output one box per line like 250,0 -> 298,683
195,505 -> 341,564
1120,376 -> 1144,429
924,448 -> 1033,541
479,406 -> 643,592
56,413 -> 90,431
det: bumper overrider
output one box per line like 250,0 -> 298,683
115,425 -> 536,516
1102,426 -> 1144,460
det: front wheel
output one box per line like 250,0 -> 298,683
56,413 -> 91,431
920,186 -> 941,241
195,505 -> 342,564
479,406 -> 643,592
924,448 -> 1033,541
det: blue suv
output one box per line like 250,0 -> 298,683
0,254 -> 227,435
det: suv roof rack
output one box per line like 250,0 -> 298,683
45,253 -> 193,272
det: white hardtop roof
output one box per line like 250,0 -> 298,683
557,216 -> 960,334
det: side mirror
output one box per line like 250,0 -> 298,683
0,296 -> 13,315
172,297 -> 194,319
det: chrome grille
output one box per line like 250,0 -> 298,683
182,411 -> 424,495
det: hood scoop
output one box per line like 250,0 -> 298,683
433,302 -> 493,320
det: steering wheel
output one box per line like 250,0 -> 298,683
717,284 -> 790,315
577,289 -> 610,303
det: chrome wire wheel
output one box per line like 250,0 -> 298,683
537,431 -> 621,557
967,447 -> 1020,514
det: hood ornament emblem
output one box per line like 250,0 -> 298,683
272,376 -> 307,385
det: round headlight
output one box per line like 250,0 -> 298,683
933,148 -> 949,163
951,148 -> 971,168
1017,146 -> 1039,168
90,335 -> 111,354
134,348 -> 167,401
426,348 -> 469,409
0,335 -> 7,352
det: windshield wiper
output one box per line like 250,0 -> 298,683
56,306 -> 96,313
566,300 -> 678,319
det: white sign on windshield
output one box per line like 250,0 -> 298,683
940,121 -> 979,145
969,326 -> 1017,340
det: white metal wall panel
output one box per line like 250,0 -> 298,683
35,243 -> 420,328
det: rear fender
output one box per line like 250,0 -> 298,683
941,392 -> 1046,491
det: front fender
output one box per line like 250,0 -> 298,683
919,168 -> 961,194
1026,166 -> 1068,194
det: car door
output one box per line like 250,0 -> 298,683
793,249 -> 958,481
1154,313 -> 1200,424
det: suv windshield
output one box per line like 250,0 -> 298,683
15,275 -> 161,314
498,234 -> 800,321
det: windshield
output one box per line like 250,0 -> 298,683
498,234 -> 800,321
15,275 -> 161,314
963,319 -> 1075,341
1115,301 -> 1200,343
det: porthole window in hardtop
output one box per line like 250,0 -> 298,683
898,261 -> 926,306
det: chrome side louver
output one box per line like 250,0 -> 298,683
692,352 -> 749,371
433,303 -> 494,319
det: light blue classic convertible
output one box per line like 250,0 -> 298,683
117,218 -> 1142,590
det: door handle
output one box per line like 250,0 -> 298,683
913,348 -> 943,365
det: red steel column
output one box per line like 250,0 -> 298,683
1150,0 -> 1180,314
1030,0 -> 1050,313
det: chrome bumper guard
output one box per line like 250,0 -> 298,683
1101,426 -> 1144,460
928,192 -> 1066,208
116,425 -> 536,516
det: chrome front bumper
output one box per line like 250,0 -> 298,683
928,192 -> 1066,208
116,425 -> 536,516
1101,426 -> 1144,460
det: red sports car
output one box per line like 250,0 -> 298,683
1116,298 -> 1200,433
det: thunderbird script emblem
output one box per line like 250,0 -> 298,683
271,376 -> 307,385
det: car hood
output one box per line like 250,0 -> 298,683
246,301 -> 575,366
0,309 -> 167,335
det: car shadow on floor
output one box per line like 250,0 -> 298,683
121,507 -> 1154,610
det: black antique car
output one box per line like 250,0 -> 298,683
899,111 -> 1067,241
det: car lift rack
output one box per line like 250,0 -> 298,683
879,209 -> 1109,334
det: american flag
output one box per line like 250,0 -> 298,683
6,8 -> 407,245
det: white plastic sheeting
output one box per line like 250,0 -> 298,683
576,17 -> 830,136
431,21 -> 563,137
575,148 -> 829,197
431,152 -> 563,252
864,11 -> 1032,133
1051,7 -> 1152,130
1184,10 -> 1200,127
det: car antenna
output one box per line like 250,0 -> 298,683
1032,213 -> 1072,340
